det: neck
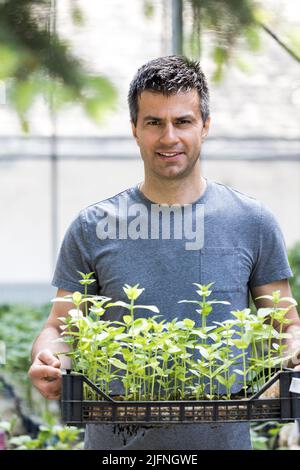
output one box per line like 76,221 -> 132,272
140,173 -> 207,205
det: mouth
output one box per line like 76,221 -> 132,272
156,151 -> 184,161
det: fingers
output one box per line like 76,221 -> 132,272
30,364 -> 62,380
37,349 -> 61,368
28,352 -> 62,399
37,378 -> 62,400
28,365 -> 62,399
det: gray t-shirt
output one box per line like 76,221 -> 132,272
52,179 -> 292,450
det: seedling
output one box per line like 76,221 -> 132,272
53,274 -> 297,401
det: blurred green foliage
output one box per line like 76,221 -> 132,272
0,303 -> 51,412
0,0 -> 117,130
145,0 -> 300,81
187,0 -> 260,80
0,303 -> 49,374
0,302 -> 83,449
250,421 -> 287,450
0,412 -> 84,449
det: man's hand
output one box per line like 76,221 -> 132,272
28,349 -> 62,400
251,279 -> 300,372
285,331 -> 300,372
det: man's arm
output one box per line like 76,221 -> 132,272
251,279 -> 300,371
28,288 -> 73,399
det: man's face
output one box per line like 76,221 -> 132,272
131,89 -> 210,181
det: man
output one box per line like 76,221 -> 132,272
29,56 -> 300,450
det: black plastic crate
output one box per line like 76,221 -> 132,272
61,369 -> 300,425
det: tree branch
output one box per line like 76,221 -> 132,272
258,21 -> 300,63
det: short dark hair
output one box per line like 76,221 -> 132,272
128,55 -> 210,126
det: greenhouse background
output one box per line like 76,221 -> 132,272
0,0 -> 300,452
0,0 -> 299,303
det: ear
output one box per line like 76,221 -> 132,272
201,116 -> 211,139
131,121 -> 139,146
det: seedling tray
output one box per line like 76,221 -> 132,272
61,369 -> 300,425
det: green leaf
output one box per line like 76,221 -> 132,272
216,374 -> 226,385
106,301 -> 130,309
133,305 -> 160,313
95,332 -> 109,342
131,318 -> 148,335
257,308 -> 274,318
196,346 -> 209,360
277,333 -> 292,339
108,358 -> 127,370
255,295 -> 273,301
165,345 -> 181,354
233,338 -> 249,349
72,291 -> 82,305
123,284 -> 144,301
279,297 -> 297,305
79,279 -> 96,286
228,374 -> 237,387
123,315 -> 132,324
51,296 -> 74,303
183,318 -> 195,329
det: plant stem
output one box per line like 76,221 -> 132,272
260,338 -> 266,386
84,284 -> 88,316
242,349 -> 247,398
209,360 -> 213,399
151,347 -> 159,399
279,321 -> 284,372
129,299 -> 136,399
268,315 -> 275,380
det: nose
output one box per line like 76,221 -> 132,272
159,123 -> 179,147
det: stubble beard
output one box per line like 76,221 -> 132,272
148,151 -> 201,182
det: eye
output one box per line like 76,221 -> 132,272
147,120 -> 160,126
177,119 -> 191,125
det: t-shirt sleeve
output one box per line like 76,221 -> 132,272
249,203 -> 293,287
51,210 -> 98,294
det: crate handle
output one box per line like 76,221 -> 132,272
251,370 -> 281,399
289,377 -> 300,394
82,375 -> 116,402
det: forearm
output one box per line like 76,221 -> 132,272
31,325 -> 71,368
284,323 -> 300,366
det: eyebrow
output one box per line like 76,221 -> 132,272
143,114 -> 195,122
